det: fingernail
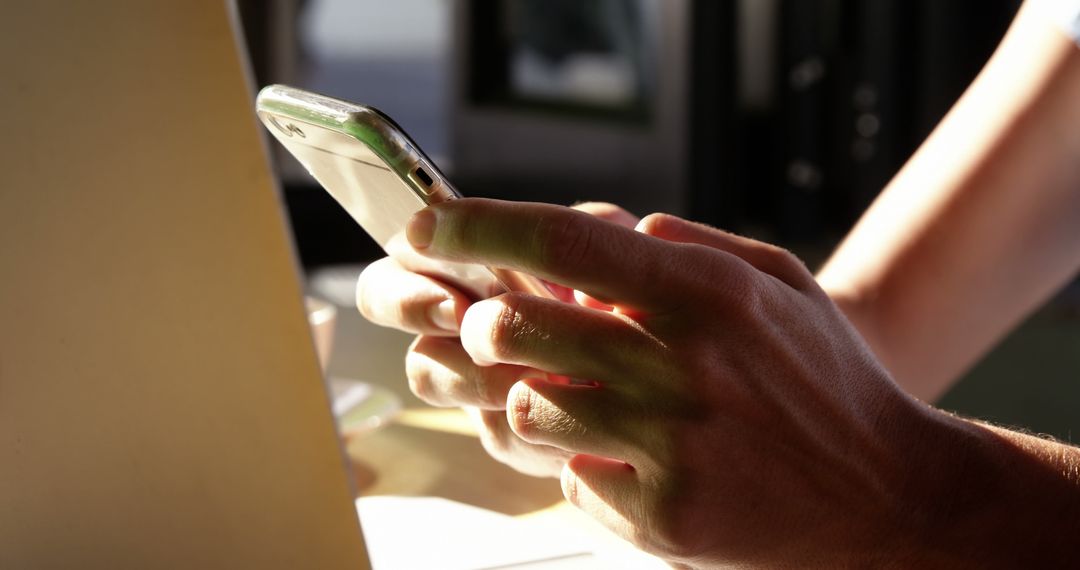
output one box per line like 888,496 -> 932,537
406,209 -> 436,249
429,298 -> 458,332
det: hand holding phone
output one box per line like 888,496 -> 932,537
256,85 -> 555,301
257,85 -> 572,477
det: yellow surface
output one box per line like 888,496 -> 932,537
0,3 -> 368,568
340,401 -> 666,567
394,407 -> 481,437
345,412 -> 567,516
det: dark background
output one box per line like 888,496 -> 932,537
238,0 -> 1079,441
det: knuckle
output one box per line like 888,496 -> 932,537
507,383 -> 536,439
486,295 -> 529,363
404,347 -> 444,406
660,245 -> 734,307
539,213 -> 596,270
636,212 -> 676,236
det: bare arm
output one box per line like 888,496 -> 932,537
818,1 -> 1080,402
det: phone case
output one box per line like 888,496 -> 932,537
256,85 -> 555,301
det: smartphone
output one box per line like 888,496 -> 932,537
255,84 -> 555,300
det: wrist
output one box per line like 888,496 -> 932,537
881,406 -> 1080,566
850,396 -> 954,566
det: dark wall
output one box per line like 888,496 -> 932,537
239,0 -> 1023,267
735,0 -> 1022,244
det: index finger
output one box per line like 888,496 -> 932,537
406,198 -> 675,310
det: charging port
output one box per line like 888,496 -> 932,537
414,166 -> 434,187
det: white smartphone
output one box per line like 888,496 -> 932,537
256,85 -> 555,300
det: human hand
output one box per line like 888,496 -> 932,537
402,198 -> 940,566
355,202 -> 638,478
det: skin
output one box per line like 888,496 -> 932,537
357,202 -> 636,478
385,199 -> 1078,566
819,0 -> 1080,402
354,1 -> 1080,565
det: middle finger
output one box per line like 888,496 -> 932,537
460,292 -> 666,388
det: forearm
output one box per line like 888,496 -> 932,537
819,1 -> 1080,401
896,410 -> 1080,566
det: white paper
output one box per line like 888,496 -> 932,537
356,496 -> 595,569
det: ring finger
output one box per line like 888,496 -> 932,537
406,335 -> 534,409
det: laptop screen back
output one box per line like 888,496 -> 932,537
0,2 -> 369,568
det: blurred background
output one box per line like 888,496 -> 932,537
237,0 -> 1079,440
